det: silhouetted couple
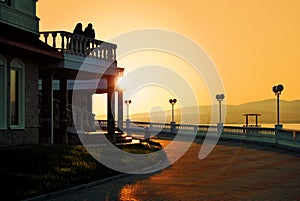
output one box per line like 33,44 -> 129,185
73,23 -> 95,39
69,23 -> 95,54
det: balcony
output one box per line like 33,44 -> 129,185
40,31 -> 117,62
0,3 -> 39,34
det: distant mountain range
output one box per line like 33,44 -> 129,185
130,99 -> 300,124
96,99 -> 300,124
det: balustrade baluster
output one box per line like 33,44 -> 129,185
52,33 -> 57,48
98,43 -> 102,59
70,35 -> 75,54
65,34 -> 70,54
83,37 -> 87,56
113,47 -> 116,60
79,36 -> 83,56
75,35 -> 79,55
43,33 -> 49,45
101,44 -> 105,59
107,45 -> 112,60
101,45 -> 105,59
94,41 -> 99,58
61,32 -> 65,52
93,40 -> 97,57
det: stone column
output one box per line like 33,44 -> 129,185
59,78 -> 68,144
118,90 -> 123,131
107,76 -> 116,143
40,73 -> 53,144
86,91 -> 95,131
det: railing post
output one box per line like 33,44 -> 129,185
108,44 -> 113,60
75,35 -> 79,55
52,33 -> 57,48
275,125 -> 281,144
79,36 -> 83,56
65,34 -> 70,54
126,119 -> 131,129
43,33 -> 49,45
194,126 -> 198,136
217,123 -> 223,136
61,32 -> 65,52
171,122 -> 176,134
70,35 -> 74,54
113,47 -> 117,60
83,38 -> 88,56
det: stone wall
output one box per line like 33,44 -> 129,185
0,128 -> 39,147
0,52 -> 40,147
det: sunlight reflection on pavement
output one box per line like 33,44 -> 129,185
43,139 -> 300,201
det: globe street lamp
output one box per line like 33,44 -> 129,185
125,100 -> 132,129
272,84 -> 284,128
216,94 -> 225,124
169,98 -> 177,122
124,100 -> 132,119
169,98 -> 177,133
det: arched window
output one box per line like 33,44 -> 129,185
10,59 -> 25,129
0,55 -> 7,129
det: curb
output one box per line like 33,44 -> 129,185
22,173 -> 128,201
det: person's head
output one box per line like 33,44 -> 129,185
76,23 -> 82,29
88,23 -> 93,29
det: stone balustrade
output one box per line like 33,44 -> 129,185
40,31 -> 117,61
98,120 -> 300,146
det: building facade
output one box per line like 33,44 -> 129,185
0,0 -> 124,146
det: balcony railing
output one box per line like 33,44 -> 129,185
40,31 -> 117,61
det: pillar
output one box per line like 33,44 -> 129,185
255,115 -> 258,127
59,78 -> 68,144
40,73 -> 53,144
107,76 -> 116,143
86,91 -> 94,131
118,90 -> 123,131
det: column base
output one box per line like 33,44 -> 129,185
126,119 -> 131,129
217,123 -> 223,135
171,121 -> 176,134
275,124 -> 283,129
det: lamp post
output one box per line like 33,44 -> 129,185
272,84 -> 284,129
125,100 -> 131,129
169,98 -> 177,122
216,94 -> 225,124
169,98 -> 177,133
125,100 -> 132,119
216,94 -> 225,135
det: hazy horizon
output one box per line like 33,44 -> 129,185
95,98 -> 300,126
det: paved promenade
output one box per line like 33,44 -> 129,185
42,139 -> 300,201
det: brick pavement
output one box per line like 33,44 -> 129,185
41,139 -> 300,201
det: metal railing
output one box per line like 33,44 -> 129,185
68,104 -> 95,132
40,31 -> 117,61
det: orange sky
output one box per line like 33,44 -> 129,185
37,0 -> 300,110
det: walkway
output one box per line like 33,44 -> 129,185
42,139 -> 300,201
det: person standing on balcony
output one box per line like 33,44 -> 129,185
69,23 -> 84,53
83,23 -> 95,54
73,23 -> 84,35
83,23 -> 95,39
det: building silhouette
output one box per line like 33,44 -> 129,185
0,0 -> 124,146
